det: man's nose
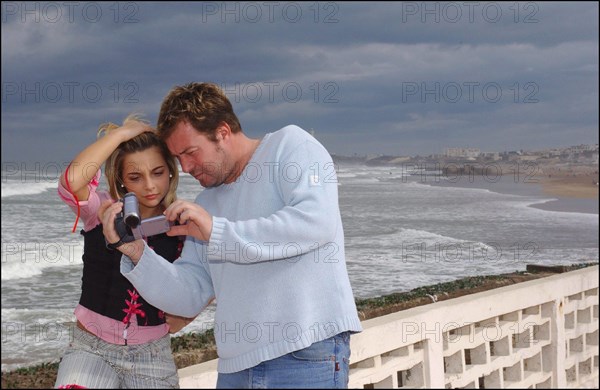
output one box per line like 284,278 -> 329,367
179,157 -> 192,173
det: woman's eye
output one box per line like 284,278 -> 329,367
154,170 -> 165,177
128,176 -> 140,182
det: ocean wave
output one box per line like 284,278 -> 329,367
1,242 -> 83,281
347,227 -> 496,255
1,307 -> 75,323
1,181 -> 57,198
399,228 -> 495,252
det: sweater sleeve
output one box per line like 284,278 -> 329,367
208,138 -> 342,264
121,237 -> 216,318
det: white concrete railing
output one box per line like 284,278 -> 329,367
178,266 -> 599,388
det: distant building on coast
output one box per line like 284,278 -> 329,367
335,143 -> 598,166
480,152 -> 501,161
445,147 -> 481,159
568,144 -> 598,154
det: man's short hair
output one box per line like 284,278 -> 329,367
157,82 -> 242,141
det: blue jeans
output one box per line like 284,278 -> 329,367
54,326 -> 179,388
216,331 -> 351,389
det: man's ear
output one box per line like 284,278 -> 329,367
217,122 -> 231,141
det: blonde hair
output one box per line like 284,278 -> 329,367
100,114 -> 179,207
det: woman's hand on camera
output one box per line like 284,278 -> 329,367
99,199 -> 145,263
99,199 -> 121,243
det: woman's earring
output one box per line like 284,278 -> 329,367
169,174 -> 173,178
120,184 -> 125,188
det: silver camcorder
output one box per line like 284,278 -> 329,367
115,192 -> 172,241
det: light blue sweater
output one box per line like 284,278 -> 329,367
121,125 -> 362,373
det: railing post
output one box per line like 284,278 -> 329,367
552,297 -> 567,388
424,334 -> 445,387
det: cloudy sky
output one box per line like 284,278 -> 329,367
1,2 -> 598,165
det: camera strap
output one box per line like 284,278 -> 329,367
64,163 -> 81,233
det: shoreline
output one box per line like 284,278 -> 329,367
531,173 -> 598,213
422,170 -> 598,215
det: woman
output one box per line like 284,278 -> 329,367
55,115 -> 190,388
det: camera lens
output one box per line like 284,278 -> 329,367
123,193 -> 141,228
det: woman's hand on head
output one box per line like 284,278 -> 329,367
117,120 -> 156,143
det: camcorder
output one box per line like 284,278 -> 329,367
114,192 -> 172,242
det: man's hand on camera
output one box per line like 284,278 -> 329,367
99,199 -> 145,263
164,200 -> 213,242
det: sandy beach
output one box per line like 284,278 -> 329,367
529,164 -> 598,213
536,165 -> 599,199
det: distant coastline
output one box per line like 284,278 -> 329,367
332,155 -> 599,214
427,174 -> 598,215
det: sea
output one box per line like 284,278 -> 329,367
2,163 -> 598,372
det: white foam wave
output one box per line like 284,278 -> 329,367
347,227 -> 495,254
1,307 -> 75,323
1,181 -> 56,198
1,308 -> 76,372
339,175 -> 380,184
399,228 -> 494,251
1,242 -> 83,280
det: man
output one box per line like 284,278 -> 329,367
100,82 -> 362,388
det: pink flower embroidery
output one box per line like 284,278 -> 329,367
122,289 -> 145,325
